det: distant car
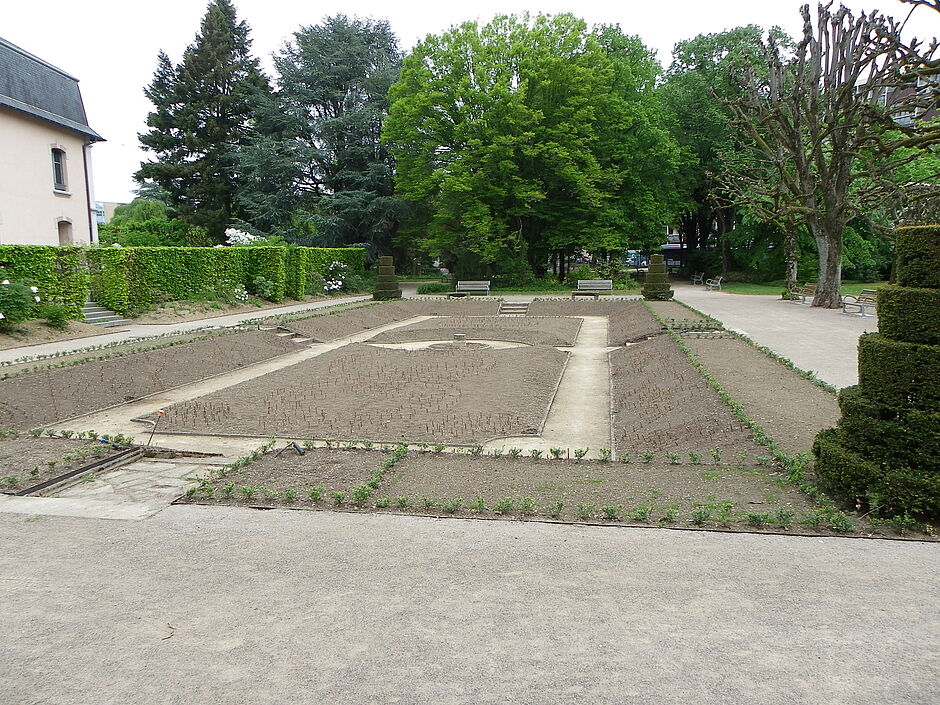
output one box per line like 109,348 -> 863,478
627,253 -> 648,268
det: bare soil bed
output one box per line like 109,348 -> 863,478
275,299 -> 499,341
369,316 -> 582,346
0,435 -> 123,491
184,447 -> 903,537
156,343 -> 568,443
686,337 -> 840,455
610,336 -> 763,458
0,320 -> 118,351
0,330 -> 299,430
527,300 -> 660,345
645,300 -> 705,321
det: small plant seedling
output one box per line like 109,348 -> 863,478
240,486 -> 256,499
619,453 -> 633,464
302,440 -> 315,450
774,509 -> 794,527
660,504 -> 679,523
261,486 -> 277,500
601,505 -> 623,521
330,491 -> 346,505
631,505 -> 652,522
715,503 -> 734,526
756,456 -> 772,466
688,451 -> 702,465
308,486 -> 324,502
470,496 -> 486,512
44,429 -> 56,437
469,444 -> 484,456
493,498 -> 515,515
529,449 -> 543,459
490,447 -> 504,458
432,444 -> 445,453
441,497 -> 463,514
666,453 -> 681,465
421,495 -> 434,508
324,438 -> 335,449
690,507 -> 711,525
28,428 -> 43,437
351,485 -> 371,505
222,483 -> 235,498
29,467 -> 39,477
395,496 -> 410,508
801,510 -> 823,527
641,452 -> 655,463
736,450 -> 748,464
62,454 -> 73,463
576,504 -> 596,520
890,514 -> 917,536
573,448 -> 589,460
829,512 -> 854,533
549,447 -> 565,459
508,448 -> 522,458
518,497 -> 535,515
46,460 -> 57,469
361,440 -> 374,450
598,448 -> 612,462
374,497 -> 391,508
284,488 -> 297,502
185,486 -> 197,497
546,500 -> 564,518
60,430 -> 74,439
710,448 -> 723,465
746,512 -> 771,528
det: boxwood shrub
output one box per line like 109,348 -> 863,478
857,333 -> 940,411
877,285 -> 940,345
0,245 -> 88,318
895,225 -> 940,289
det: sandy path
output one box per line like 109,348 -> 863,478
485,316 -> 613,457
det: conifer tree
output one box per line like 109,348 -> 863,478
137,0 -> 268,241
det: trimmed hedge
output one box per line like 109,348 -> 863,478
877,285 -> 940,345
87,246 -> 365,314
0,245 -> 89,318
814,429 -> 940,517
838,386 -> 940,472
857,333 -> 940,411
895,225 -> 940,289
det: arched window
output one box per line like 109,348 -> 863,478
52,147 -> 67,191
57,219 -> 73,245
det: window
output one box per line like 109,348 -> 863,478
57,220 -> 73,245
52,148 -> 67,191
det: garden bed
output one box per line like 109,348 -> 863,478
125,294 -> 334,324
0,320 -> 118,351
368,316 -> 582,346
182,446 -> 906,538
609,336 -> 762,457
527,300 -> 661,345
0,434 -> 126,491
153,343 -> 568,443
0,330 -> 299,429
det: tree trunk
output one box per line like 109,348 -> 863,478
784,229 -> 798,293
811,223 -> 844,308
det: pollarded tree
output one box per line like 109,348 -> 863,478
238,15 -> 404,251
136,0 -> 268,241
383,14 -> 681,278
722,2 -> 939,308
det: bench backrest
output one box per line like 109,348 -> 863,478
856,289 -> 878,302
577,279 -> 613,290
455,280 -> 491,291
803,283 -> 817,293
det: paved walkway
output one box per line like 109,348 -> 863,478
0,294 -> 370,363
674,283 -> 876,389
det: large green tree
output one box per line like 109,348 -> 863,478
383,14 -> 682,278
238,15 -> 403,252
136,0 -> 268,241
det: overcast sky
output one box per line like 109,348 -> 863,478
3,0 -> 937,203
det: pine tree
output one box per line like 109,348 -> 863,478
136,0 -> 268,241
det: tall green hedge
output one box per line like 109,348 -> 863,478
0,245 -> 89,317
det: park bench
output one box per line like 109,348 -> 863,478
842,288 -> 878,317
448,280 -> 491,297
691,272 -> 704,285
571,279 -> 613,299
705,276 -> 723,291
788,282 -> 816,303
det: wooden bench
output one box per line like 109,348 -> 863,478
448,280 -> 491,297
691,272 -> 704,285
705,276 -> 723,291
571,279 -> 613,299
788,282 -> 816,303
842,289 -> 878,317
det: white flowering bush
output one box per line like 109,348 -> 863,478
224,228 -> 260,246
232,284 -> 249,302
323,261 -> 348,292
0,278 -> 41,332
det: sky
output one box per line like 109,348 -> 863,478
3,0 -> 938,203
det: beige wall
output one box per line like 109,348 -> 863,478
0,107 -> 96,245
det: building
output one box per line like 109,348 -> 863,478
0,37 -> 104,245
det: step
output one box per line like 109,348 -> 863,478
82,306 -> 111,314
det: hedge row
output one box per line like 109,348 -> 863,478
814,429 -> 940,518
86,246 -> 364,315
895,225 -> 940,289
876,285 -> 940,345
857,333 -> 940,411
0,245 -> 89,318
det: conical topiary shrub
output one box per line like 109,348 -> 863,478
373,255 -> 402,300
641,253 -> 674,301
813,225 -> 940,519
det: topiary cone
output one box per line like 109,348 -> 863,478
642,254 -> 673,301
373,255 -> 402,300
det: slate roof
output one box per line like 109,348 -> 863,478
0,36 -> 103,141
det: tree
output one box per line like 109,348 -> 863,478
722,3 -> 939,308
237,15 -> 403,253
136,0 -> 268,241
383,14 -> 682,278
